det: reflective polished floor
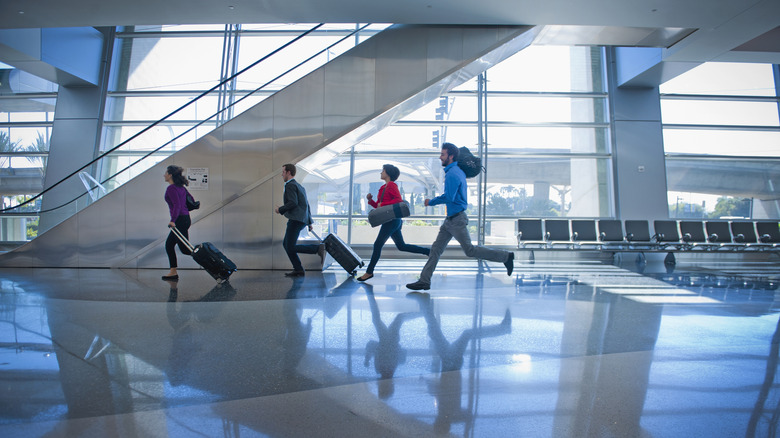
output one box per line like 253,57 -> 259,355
2,255 -> 780,437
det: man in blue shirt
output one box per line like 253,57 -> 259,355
407,143 -> 514,290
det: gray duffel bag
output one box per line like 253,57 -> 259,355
368,201 -> 411,227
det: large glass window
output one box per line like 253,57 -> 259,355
660,63 -> 780,219
298,45 -> 612,246
0,66 -> 57,241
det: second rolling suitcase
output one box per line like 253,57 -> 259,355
315,231 -> 363,275
169,225 -> 237,283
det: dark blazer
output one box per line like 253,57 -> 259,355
278,179 -> 313,224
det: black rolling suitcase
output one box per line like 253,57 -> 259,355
169,225 -> 237,283
313,231 -> 363,275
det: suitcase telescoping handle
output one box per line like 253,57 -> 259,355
309,230 -> 324,243
168,224 -> 196,253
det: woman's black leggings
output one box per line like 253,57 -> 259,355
165,215 -> 192,268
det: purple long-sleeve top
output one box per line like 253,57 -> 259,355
165,184 -> 189,222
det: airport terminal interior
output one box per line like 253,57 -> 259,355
1,0 -> 780,437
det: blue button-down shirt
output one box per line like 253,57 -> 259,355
428,162 -> 468,217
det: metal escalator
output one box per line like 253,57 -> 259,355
0,24 -> 538,269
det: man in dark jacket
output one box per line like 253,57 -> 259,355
275,163 -> 324,277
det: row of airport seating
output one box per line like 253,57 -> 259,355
516,218 -> 780,251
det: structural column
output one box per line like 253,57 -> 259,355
39,28 -> 113,233
607,47 -> 669,220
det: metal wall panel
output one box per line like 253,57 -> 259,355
323,45 -> 376,141
425,27 -> 464,82
187,133 -> 225,250
123,160 -> 172,267
33,212 -> 79,268
613,120 -> 668,221
76,186 -> 126,267
221,99 -> 274,196
374,26 -> 428,113
220,98 -> 276,268
51,85 -> 102,118
221,182 -> 274,268
186,132 -> 224,232
193,207 -> 225,260
39,117 -> 100,233
272,69 -> 325,165
462,27 -> 502,65
0,245 -> 31,268
133,237 -> 170,270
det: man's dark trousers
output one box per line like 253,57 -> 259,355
283,219 -> 319,272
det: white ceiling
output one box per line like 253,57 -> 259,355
0,0 -> 778,65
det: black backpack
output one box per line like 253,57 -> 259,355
457,146 -> 483,178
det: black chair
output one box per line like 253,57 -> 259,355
517,219 -> 546,248
571,220 -> 601,248
730,221 -> 758,244
653,220 -> 684,249
705,221 -> 741,250
624,220 -> 658,249
597,219 -> 626,250
597,220 -> 625,248
544,219 -> 572,248
732,221 -> 776,250
679,221 -> 718,250
756,221 -> 780,247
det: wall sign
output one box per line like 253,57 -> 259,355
187,168 -> 208,190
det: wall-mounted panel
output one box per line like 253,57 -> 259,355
183,132 -> 223,220
222,181 -> 274,269
426,27 -> 464,82
221,100 -> 274,196
124,160 -> 173,267
33,213 -> 78,268
273,69 -> 325,167
77,187 -> 126,267
323,48 -> 376,141
613,120 -> 667,220
374,26 -> 428,113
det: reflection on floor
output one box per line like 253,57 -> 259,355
1,257 -> 780,437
